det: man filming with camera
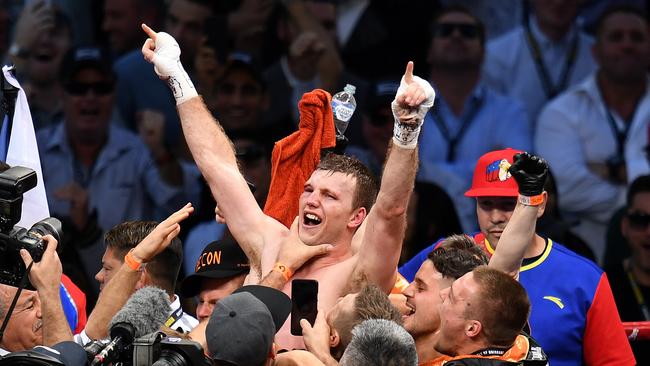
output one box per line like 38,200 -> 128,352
0,233 -> 87,365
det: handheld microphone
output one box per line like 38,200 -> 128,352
90,286 -> 171,366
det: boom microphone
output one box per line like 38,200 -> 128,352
90,286 -> 171,366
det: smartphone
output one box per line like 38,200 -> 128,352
291,279 -> 319,336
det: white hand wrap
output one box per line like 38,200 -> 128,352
391,75 -> 435,149
150,32 -> 197,105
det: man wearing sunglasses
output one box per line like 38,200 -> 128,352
417,6 -> 532,232
607,175 -> 650,364
36,46 -> 189,296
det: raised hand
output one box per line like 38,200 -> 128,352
131,203 -> 194,263
12,0 -> 55,56
141,24 -> 197,104
509,152 -> 549,197
392,62 -> 435,148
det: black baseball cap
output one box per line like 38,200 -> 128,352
206,286 -> 291,365
233,285 -> 291,332
180,238 -> 250,297
60,46 -> 115,84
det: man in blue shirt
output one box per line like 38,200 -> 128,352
418,6 -> 532,231
37,46 -> 188,293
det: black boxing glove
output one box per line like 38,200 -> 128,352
509,152 -> 549,197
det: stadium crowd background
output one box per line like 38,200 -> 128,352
0,0 -> 649,364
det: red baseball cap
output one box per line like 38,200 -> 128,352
464,148 -> 522,197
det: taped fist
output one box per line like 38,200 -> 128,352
391,61 -> 436,149
509,152 -> 548,197
141,24 -> 197,104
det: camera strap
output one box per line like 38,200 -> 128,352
0,261 -> 33,343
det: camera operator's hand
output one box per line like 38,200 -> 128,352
131,203 -> 194,263
19,235 -> 61,295
54,182 -> 89,230
277,217 -> 333,274
20,235 -> 74,345
509,152 -> 549,197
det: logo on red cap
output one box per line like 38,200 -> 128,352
486,159 -> 512,183
465,148 -> 521,197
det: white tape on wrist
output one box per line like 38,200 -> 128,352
393,120 -> 422,149
150,32 -> 198,105
165,63 -> 198,105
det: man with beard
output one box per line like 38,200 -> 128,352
433,267 -> 539,365
535,5 -> 650,262
402,151 -> 548,365
401,149 -> 634,366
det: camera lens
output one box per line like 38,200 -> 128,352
152,349 -> 190,366
28,217 -> 63,243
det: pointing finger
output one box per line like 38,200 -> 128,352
141,23 -> 157,40
404,61 -> 414,84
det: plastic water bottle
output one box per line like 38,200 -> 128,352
331,84 -> 357,135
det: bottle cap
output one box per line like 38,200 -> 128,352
343,84 -> 356,94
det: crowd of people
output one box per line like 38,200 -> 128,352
0,0 -> 648,365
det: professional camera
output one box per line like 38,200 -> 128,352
132,332 -> 212,366
0,166 -> 63,289
85,332 -> 212,366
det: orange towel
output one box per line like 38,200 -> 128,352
263,89 -> 337,227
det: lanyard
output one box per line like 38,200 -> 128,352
165,305 -> 185,328
524,20 -> 579,100
431,95 -> 484,162
626,268 -> 650,320
601,93 -> 636,160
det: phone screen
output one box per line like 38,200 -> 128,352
291,279 -> 318,336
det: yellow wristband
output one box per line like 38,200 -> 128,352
518,193 -> 544,206
272,262 -> 292,282
125,249 -> 145,272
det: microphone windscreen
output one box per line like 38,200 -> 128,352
109,286 -> 171,337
